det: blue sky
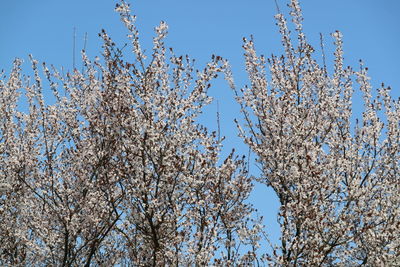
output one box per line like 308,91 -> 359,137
1,0 -> 399,250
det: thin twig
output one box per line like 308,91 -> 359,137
73,27 -> 76,70
217,100 -> 221,142
83,32 -> 88,51
320,33 -> 327,76
274,0 -> 281,14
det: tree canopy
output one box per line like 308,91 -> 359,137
0,0 -> 398,266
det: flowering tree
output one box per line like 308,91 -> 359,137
0,2 -> 261,266
1,0 -> 399,266
231,0 -> 400,265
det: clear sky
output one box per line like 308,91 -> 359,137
1,0 -> 399,250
